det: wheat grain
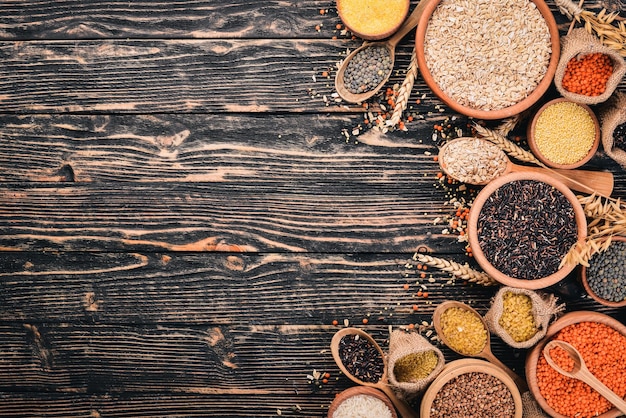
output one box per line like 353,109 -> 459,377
473,123 -> 545,166
388,49 -> 418,128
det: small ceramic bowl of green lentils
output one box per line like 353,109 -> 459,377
527,98 -> 601,169
580,236 -> 626,307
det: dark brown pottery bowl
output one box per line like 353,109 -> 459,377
420,358 -> 523,418
525,311 -> 626,418
580,236 -> 626,308
336,0 -> 410,40
327,386 -> 398,418
467,172 -> 587,290
528,98 -> 601,169
415,0 -> 559,120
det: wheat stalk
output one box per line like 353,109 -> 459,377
561,193 -> 626,267
555,0 -> 626,56
473,123 -> 546,166
414,254 -> 498,286
387,49 -> 418,129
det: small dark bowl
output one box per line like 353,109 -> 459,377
580,236 -> 626,308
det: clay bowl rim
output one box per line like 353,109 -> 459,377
336,0 -> 410,41
420,358 -> 523,418
525,311 -> 626,418
327,386 -> 398,418
467,171 -> 588,290
580,235 -> 626,308
414,0 -> 560,120
527,98 -> 601,169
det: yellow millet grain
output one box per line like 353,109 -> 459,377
534,101 -> 596,165
440,307 -> 487,355
337,0 -> 408,37
498,292 -> 538,343
393,350 -> 439,382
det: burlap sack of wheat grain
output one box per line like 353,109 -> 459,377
599,91 -> 626,169
387,330 -> 445,401
554,28 -> 626,105
484,287 -> 564,349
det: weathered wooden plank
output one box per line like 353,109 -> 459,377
0,252 -> 501,323
0,0 -> 613,41
0,181 -> 476,253
0,0 -> 333,41
0,113 -> 443,183
0,392 -> 334,417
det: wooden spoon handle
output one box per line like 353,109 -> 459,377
379,384 -> 420,418
511,164 -> 614,196
388,0 -> 430,48
577,369 -> 626,415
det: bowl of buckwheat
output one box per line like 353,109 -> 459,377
415,0 -> 560,120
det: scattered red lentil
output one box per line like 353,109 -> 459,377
536,321 -> 626,418
412,304 -> 419,311
332,319 -> 339,326
403,283 -> 410,290
362,318 -> 369,324
562,53 -> 613,96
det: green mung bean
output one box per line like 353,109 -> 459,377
586,241 -> 626,302
343,45 -> 392,94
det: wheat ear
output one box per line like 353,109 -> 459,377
387,49 -> 418,128
473,123 -> 546,166
414,254 -> 498,286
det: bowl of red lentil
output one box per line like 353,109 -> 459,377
525,311 -> 626,418
528,98 -> 601,169
579,236 -> 626,308
467,171 -> 587,290
414,0 -> 559,120
420,358 -> 523,418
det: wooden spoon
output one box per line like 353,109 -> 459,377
543,340 -> 626,415
334,0 -> 429,103
438,137 -> 614,196
433,301 -> 528,392
330,328 -> 419,418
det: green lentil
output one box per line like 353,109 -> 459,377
343,45 -> 392,94
393,350 -> 439,382
498,292 -> 538,342
440,307 -> 487,356
586,241 -> 626,302
534,101 -> 596,165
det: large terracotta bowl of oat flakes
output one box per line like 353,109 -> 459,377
415,0 -> 559,120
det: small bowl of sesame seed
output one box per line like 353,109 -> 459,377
527,98 -> 601,169
415,0 -> 559,120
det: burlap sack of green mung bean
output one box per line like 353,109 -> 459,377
484,287 -> 564,349
386,329 -> 445,401
554,28 -> 626,105
598,91 -> 626,169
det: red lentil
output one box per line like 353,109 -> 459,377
562,53 -> 613,96
536,321 -> 626,417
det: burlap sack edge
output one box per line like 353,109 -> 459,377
386,330 -> 445,400
554,28 -> 626,105
599,91 -> 626,168
484,287 -> 562,349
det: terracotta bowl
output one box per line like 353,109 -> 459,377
336,0 -> 410,40
525,311 -> 626,418
414,0 -> 559,120
420,358 -> 523,418
327,386 -> 398,418
580,236 -> 626,308
467,172 -> 587,290
528,98 -> 601,169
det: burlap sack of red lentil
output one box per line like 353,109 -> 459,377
554,28 -> 626,105
386,330 -> 445,401
484,286 -> 564,349
599,91 -> 626,169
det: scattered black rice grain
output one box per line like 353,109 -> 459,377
338,334 -> 384,383
477,180 -> 577,280
343,46 -> 392,94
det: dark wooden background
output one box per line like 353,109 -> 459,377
0,1 -> 624,416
